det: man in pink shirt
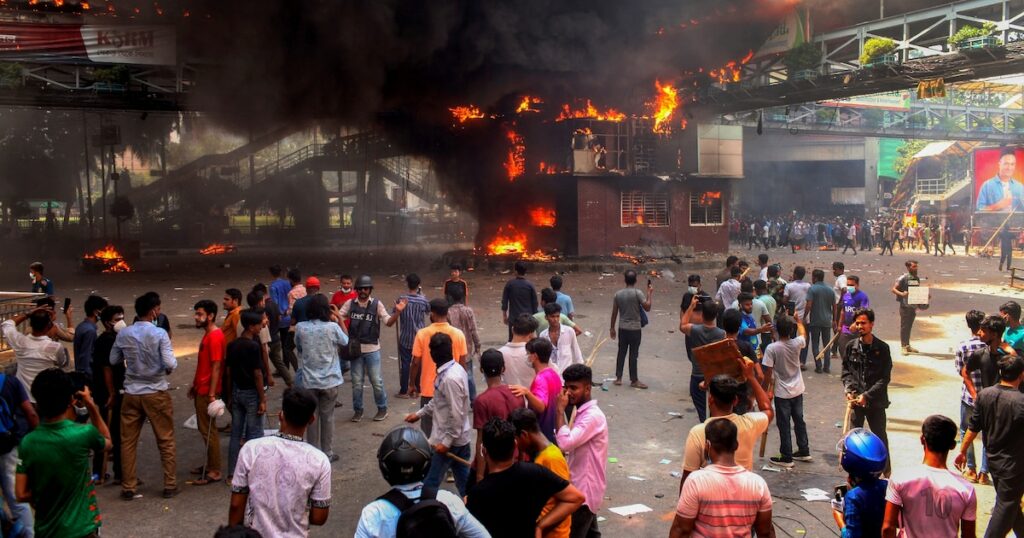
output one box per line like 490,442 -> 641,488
883,415 -> 977,538
670,418 -> 774,538
510,338 -> 562,444
555,363 -> 608,538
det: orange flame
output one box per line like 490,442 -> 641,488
556,100 -> 626,122
503,125 -> 525,181
83,245 -> 132,273
486,225 -> 556,260
199,243 -> 236,255
538,161 -> 559,174
516,96 -> 543,114
612,251 -> 644,264
709,50 -> 753,84
450,105 -> 486,124
649,80 -> 680,134
529,207 -> 556,227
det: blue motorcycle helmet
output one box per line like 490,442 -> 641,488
837,428 -> 888,479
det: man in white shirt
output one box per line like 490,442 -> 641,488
539,303 -> 583,375
1,307 -> 69,400
784,266 -> 812,369
715,266 -> 743,309
229,387 -> 331,537
763,314 -> 811,467
500,314 -> 538,387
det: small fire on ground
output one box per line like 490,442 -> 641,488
200,243 -> 236,255
82,245 -> 132,273
485,225 -> 556,261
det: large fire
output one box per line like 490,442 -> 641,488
649,80 -> 680,134
555,100 -> 626,122
450,105 -> 486,124
503,125 -> 526,181
83,245 -> 132,273
529,206 -> 556,227
486,225 -> 556,260
516,96 -> 543,114
200,243 -> 236,255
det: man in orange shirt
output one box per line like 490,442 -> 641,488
191,299 -> 223,484
221,289 -> 243,345
511,407 -> 572,538
411,298 -> 467,437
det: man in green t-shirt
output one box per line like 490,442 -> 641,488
16,368 -> 111,538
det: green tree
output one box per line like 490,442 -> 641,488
893,139 -> 932,176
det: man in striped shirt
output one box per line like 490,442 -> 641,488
670,418 -> 774,538
394,274 -> 430,399
954,310 -> 988,484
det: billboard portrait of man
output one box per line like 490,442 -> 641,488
976,147 -> 1024,212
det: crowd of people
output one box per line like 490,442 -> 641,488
3,253 -> 1024,537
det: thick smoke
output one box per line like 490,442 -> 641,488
175,0 -> 786,239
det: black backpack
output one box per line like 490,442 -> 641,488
379,486 -> 458,538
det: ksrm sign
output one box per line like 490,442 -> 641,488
0,23 -> 175,66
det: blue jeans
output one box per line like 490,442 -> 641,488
228,388 -> 264,475
809,326 -> 831,370
1,448 -> 31,537
464,357 -> 477,403
424,443 -> 471,496
775,394 -> 809,459
690,375 -> 707,423
351,350 -> 387,412
398,345 -> 413,395
960,401 -> 987,473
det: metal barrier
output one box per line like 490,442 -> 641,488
0,293 -> 45,352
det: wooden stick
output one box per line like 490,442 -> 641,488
842,401 -> 854,436
977,206 -> 1016,254
758,377 -> 775,458
445,451 -> 472,467
585,336 -> 609,368
815,331 -> 842,361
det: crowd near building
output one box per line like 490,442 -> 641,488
3,253 -> 1023,538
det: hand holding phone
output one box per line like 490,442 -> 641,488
62,297 -> 71,314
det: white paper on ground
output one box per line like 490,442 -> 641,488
627,475 -> 646,481
609,504 -> 653,517
802,493 -> 832,502
801,488 -> 829,496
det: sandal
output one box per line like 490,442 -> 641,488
189,474 -> 222,486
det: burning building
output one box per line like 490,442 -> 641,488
473,110 -> 742,257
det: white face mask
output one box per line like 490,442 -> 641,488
29,272 -> 35,281
688,286 -> 698,294
113,320 -> 127,333
340,287 -> 352,294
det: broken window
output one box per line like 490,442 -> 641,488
620,190 -> 669,227
689,191 -> 723,226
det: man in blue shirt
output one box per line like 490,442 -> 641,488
28,262 -> 54,297
394,274 -> 429,398
977,149 -> 1024,212
73,295 -> 109,377
111,292 -> 178,500
550,275 -> 575,320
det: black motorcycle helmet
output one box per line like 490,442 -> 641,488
378,426 -> 432,486
355,274 -> 374,290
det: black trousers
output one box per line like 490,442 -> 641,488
987,473 -> 1024,538
899,306 -> 916,347
615,328 -> 642,382
570,504 -> 602,538
1001,246 -> 1013,270
280,328 -> 298,370
851,405 -> 890,474
842,238 -> 857,254
880,240 -> 893,256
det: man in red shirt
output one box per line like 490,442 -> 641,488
190,300 -> 223,484
330,274 -> 358,326
472,348 -> 526,481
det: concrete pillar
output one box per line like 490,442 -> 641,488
864,137 -> 879,216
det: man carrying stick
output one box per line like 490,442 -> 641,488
404,332 -> 472,496
842,308 -> 893,476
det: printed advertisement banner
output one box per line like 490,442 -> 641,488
0,23 -> 175,66
974,147 -> 1024,213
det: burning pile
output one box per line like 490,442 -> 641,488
485,225 -> 556,261
82,245 -> 131,273
200,243 -> 236,255
450,105 -> 487,124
